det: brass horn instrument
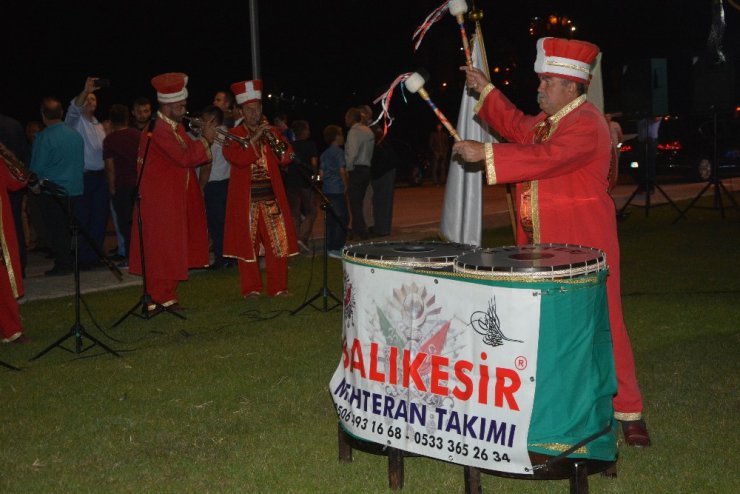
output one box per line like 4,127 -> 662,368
0,144 -> 31,183
259,116 -> 292,161
182,115 -> 250,150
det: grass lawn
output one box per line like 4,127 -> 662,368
1,196 -> 739,493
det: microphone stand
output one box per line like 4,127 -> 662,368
618,114 -> 682,218
291,177 -> 343,314
674,109 -> 739,222
112,116 -> 185,327
31,188 -> 121,360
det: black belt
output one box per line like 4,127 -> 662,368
84,169 -> 105,175
251,179 -> 275,200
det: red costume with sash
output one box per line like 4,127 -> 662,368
222,125 -> 298,296
476,86 -> 644,420
128,112 -> 210,308
0,159 -> 25,341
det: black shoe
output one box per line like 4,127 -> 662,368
621,419 -> 651,447
44,266 -> 73,277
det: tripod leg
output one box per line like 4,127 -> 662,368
618,186 -> 642,217
77,327 -> 122,357
718,181 -> 739,209
112,297 -> 148,327
30,328 -> 77,361
1,360 -> 21,371
674,181 -> 712,224
652,183 -> 683,215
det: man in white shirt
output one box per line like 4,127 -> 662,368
344,107 -> 374,240
197,106 -> 233,269
66,76 -> 109,268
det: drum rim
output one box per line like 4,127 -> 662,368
453,243 -> 607,280
343,240 -> 476,266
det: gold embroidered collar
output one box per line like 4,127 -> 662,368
548,94 -> 587,126
533,94 -> 587,140
157,111 -> 179,130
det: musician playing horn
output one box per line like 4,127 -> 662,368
128,72 -> 214,314
222,79 -> 298,299
453,37 -> 651,448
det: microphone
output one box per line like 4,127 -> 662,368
148,115 -> 157,133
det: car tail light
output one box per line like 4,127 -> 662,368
620,144 -> 632,153
657,140 -> 682,151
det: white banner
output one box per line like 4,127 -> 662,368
330,262 -> 541,474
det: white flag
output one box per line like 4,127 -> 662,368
439,36 -> 497,246
588,53 -> 604,114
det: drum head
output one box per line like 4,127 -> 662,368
344,241 -> 474,269
454,243 -> 607,280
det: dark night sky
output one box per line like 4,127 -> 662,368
2,0 -> 738,150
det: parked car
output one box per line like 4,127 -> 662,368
618,113 -> 740,183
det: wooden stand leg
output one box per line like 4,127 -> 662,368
601,462 -> 617,478
338,423 -> 352,463
569,461 -> 589,494
388,447 -> 404,490
464,466 -> 482,494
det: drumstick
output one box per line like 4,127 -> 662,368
404,72 -> 462,142
449,0 -> 473,68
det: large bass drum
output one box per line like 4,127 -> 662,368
454,243 -> 617,467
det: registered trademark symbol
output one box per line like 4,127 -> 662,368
515,356 -> 528,370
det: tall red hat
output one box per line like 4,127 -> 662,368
231,80 -> 263,105
151,72 -> 189,103
534,38 -> 600,84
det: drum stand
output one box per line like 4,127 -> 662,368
291,181 -> 342,315
674,110 -> 739,222
31,191 -> 121,361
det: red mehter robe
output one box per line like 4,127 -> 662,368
1,158 -> 26,340
128,114 -> 210,280
0,159 -> 24,297
476,86 -> 643,418
222,125 -> 298,261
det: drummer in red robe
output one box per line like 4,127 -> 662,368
0,150 -> 28,343
453,38 -> 651,447
128,72 -> 214,312
222,80 -> 298,298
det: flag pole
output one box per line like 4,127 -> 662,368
470,7 -> 518,241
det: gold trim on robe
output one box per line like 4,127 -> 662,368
614,411 -> 642,421
474,83 -> 495,114
484,143 -> 496,185
530,443 -> 588,455
0,196 -> 19,297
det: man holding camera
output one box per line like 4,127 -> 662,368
65,77 -> 109,268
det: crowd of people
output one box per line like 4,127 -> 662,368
0,72 -> 419,337
2,35 -> 650,452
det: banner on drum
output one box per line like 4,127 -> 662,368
330,262 -> 541,474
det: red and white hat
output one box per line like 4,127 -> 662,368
151,72 -> 189,103
534,38 -> 600,84
231,80 -> 263,105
